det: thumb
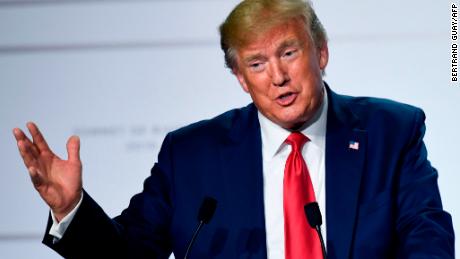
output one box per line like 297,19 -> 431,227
66,135 -> 80,162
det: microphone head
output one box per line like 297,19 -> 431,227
197,197 -> 217,224
304,202 -> 322,228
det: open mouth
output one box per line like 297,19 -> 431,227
276,92 -> 297,106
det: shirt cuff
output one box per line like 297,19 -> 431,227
48,193 -> 84,241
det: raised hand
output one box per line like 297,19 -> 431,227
13,122 -> 83,221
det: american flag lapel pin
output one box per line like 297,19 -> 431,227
348,140 -> 359,150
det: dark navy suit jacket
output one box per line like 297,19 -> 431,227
43,87 -> 455,258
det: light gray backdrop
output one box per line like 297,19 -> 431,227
0,0 -> 458,258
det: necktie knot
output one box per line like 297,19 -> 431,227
286,132 -> 309,152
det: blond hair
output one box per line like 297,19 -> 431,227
219,0 -> 327,71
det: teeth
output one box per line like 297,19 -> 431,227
280,93 -> 292,99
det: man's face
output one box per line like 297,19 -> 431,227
234,18 -> 328,130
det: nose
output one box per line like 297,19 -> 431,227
269,60 -> 290,87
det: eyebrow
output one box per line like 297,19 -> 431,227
242,39 -> 302,64
276,39 -> 301,55
243,53 -> 266,64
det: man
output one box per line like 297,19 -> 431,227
13,0 -> 454,258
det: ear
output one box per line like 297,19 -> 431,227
233,68 -> 250,93
317,41 -> 329,70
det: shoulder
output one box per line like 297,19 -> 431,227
328,89 -> 427,149
155,103 -> 258,166
165,103 -> 257,145
332,91 -> 425,129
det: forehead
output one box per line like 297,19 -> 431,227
237,19 -> 311,57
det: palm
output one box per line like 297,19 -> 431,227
14,122 -> 82,220
35,151 -> 82,213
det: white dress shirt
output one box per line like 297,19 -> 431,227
49,193 -> 83,241
50,90 -> 329,259
260,89 -> 328,259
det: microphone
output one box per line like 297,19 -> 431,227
304,202 -> 327,259
184,197 -> 217,259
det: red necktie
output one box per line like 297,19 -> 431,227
284,132 -> 322,259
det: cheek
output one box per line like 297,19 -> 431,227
246,76 -> 272,97
292,57 -> 323,85
289,63 -> 314,87
296,50 -> 322,75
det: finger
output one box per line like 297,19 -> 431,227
13,128 -> 39,154
17,140 -> 39,169
66,135 -> 81,162
21,139 -> 40,159
26,122 -> 52,154
13,128 -> 40,157
13,128 -> 27,141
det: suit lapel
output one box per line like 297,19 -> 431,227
219,104 -> 268,259
325,88 -> 367,259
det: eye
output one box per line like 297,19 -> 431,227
249,62 -> 265,72
283,49 -> 298,59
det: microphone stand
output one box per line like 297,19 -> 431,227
314,225 -> 326,259
184,220 -> 204,259
304,202 -> 327,259
183,197 -> 217,259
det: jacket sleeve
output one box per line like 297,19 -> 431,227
395,109 -> 455,258
42,133 -> 176,259
43,190 -> 128,258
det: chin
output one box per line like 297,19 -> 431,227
276,116 -> 305,130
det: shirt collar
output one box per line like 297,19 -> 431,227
258,88 -> 328,159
